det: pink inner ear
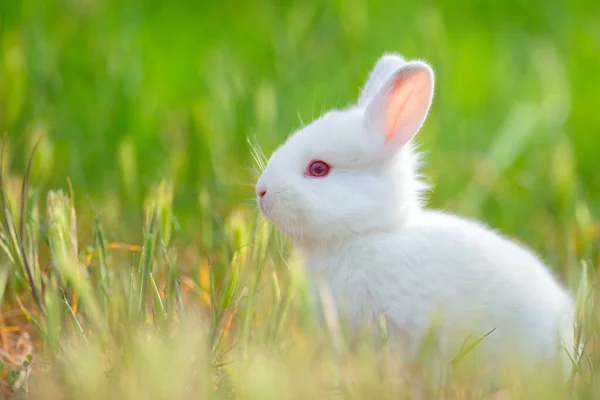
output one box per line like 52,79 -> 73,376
384,70 -> 430,144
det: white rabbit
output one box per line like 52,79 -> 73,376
255,53 -> 576,386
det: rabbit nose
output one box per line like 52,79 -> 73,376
256,185 -> 267,198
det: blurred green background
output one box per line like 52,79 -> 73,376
0,0 -> 598,275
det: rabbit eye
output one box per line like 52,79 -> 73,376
306,160 -> 331,178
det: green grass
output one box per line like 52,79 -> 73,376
0,0 -> 598,398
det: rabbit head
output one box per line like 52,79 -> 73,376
255,53 -> 435,245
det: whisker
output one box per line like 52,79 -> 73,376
242,164 -> 260,175
247,137 -> 269,178
230,174 -> 260,188
297,111 -> 304,127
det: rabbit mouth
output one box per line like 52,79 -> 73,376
257,198 -> 300,237
257,197 -> 275,222
257,199 -> 267,215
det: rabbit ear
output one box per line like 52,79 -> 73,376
357,53 -> 405,107
365,61 -> 434,148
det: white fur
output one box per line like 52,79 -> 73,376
255,53 -> 576,382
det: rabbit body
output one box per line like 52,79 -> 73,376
302,207 -> 574,374
255,53 -> 575,380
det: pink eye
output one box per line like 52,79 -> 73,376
306,160 -> 331,178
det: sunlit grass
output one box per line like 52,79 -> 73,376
0,141 -> 596,399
